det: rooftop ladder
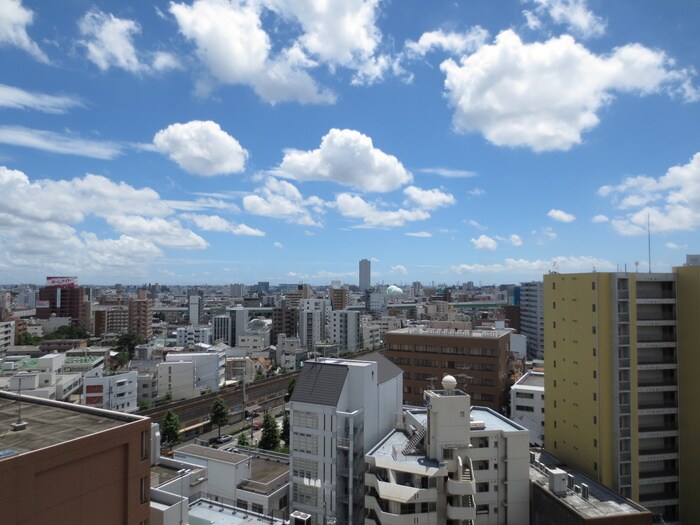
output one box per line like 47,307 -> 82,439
402,423 -> 426,455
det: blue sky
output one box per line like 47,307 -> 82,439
1,0 -> 699,286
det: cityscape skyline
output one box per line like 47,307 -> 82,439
1,1 -> 699,286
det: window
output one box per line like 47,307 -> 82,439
237,500 -> 248,510
252,503 -> 263,514
141,430 -> 149,460
592,326 -> 597,334
553,301 -> 556,309
515,405 -> 534,412
593,371 -> 597,379
443,448 -> 454,459
592,282 -> 596,290
476,482 -> 489,492
476,504 -> 489,515
593,416 -> 597,424
293,411 -> 318,429
140,476 -> 149,504
592,304 -> 596,312
516,392 -> 534,399
593,393 -> 597,401
594,439 -> 597,448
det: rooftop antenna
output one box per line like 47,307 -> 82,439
12,375 -> 27,431
647,213 -> 652,273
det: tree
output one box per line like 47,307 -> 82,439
45,324 -> 89,340
16,332 -> 41,345
281,411 -> 290,446
237,432 -> 249,447
162,391 -> 173,405
285,378 -> 296,402
210,396 -> 229,437
258,412 -> 280,451
113,333 -> 146,360
161,410 -> 180,450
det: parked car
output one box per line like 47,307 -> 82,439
215,434 -> 233,444
253,421 -> 262,430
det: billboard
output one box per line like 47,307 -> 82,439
46,276 -> 78,286
36,300 -> 50,308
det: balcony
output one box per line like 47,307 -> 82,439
638,470 -> 679,485
637,404 -> 678,416
638,448 -> 679,462
638,492 -> 679,507
637,382 -> 677,393
446,478 -> 475,497
364,497 -> 437,525
638,427 -> 678,439
446,503 -> 476,521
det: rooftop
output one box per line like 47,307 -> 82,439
513,370 -> 545,389
0,391 -> 146,459
188,499 -> 285,525
530,450 -> 652,518
388,327 -> 509,339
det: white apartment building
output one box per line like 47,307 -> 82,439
83,368 -> 138,413
213,315 -> 232,344
519,281 -> 544,359
165,351 -> 225,395
157,360 -> 196,401
299,299 -> 328,351
0,320 -> 14,355
510,371 -> 545,446
365,377 -> 530,525
289,354 -> 403,525
361,317 -> 381,350
329,310 -> 362,354
176,325 -> 213,349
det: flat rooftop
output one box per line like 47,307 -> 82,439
388,327 -> 509,339
531,451 -> 651,518
0,391 -> 145,459
188,499 -> 285,525
514,371 -> 545,389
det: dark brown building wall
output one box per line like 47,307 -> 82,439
37,285 -> 86,327
0,418 -> 151,525
382,330 -> 510,412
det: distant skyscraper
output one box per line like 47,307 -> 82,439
359,258 -> 371,291
520,280 -> 544,359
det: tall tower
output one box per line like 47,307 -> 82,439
520,280 -> 544,359
359,259 -> 371,292
544,270 -> 697,523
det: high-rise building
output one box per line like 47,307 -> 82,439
544,265 -> 700,524
128,289 -> 153,341
383,327 -> 512,413
329,310 -> 362,353
288,353 -> 403,525
520,280 -> 544,359
330,286 -> 349,311
188,291 -> 202,324
37,276 -> 85,327
212,314 -> 232,344
272,299 -> 298,345
359,258 -> 371,292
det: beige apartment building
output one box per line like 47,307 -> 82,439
544,258 -> 700,524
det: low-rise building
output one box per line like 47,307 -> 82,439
365,376 -> 529,525
83,367 -> 138,413
510,371 -> 545,446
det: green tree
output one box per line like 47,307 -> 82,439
16,332 -> 41,345
161,410 -> 180,449
281,412 -> 290,446
162,391 -> 173,405
258,412 -> 280,451
113,333 -> 146,359
46,324 -> 89,340
237,432 -> 249,447
285,378 -> 296,402
210,396 -> 229,437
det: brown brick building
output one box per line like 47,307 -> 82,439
0,391 -> 152,524
382,327 -> 511,412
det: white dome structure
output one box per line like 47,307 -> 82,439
442,374 -> 458,391
386,285 -> 403,296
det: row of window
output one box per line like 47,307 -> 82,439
389,346 -> 500,357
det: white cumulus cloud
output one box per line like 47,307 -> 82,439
405,27 -> 489,57
390,265 -> 408,275
335,193 -> 429,228
471,234 -> 498,250
0,0 -> 48,63
153,120 -> 248,176
600,153 -> 700,235
78,9 -> 146,73
451,255 -> 614,274
548,209 -> 576,222
592,214 -> 609,223
276,128 -> 412,192
441,30 -> 699,152
406,231 -> 432,238
170,0 -> 335,104
181,213 -> 265,236
403,186 -> 455,210
523,0 -> 606,39
243,177 -> 323,226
